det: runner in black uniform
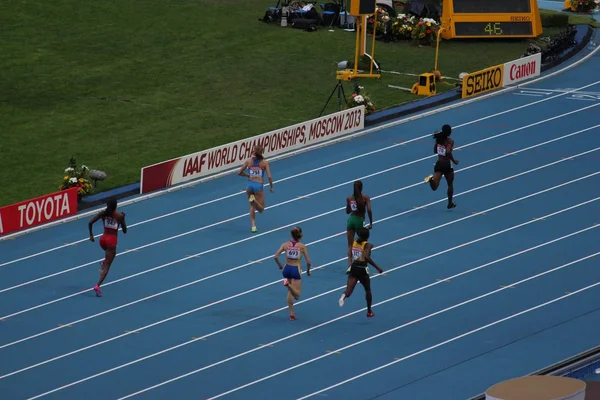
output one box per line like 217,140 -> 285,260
425,124 -> 459,209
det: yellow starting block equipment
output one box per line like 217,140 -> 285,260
411,73 -> 437,96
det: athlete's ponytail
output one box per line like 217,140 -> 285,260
253,145 -> 264,160
291,226 -> 303,241
105,199 -> 117,217
433,124 -> 452,144
353,180 -> 365,212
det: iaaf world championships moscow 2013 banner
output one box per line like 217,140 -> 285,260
139,107 -> 366,194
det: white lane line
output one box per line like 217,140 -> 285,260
2,107 -> 599,296
296,280 -> 600,399
2,132 -> 599,322
2,136 -> 599,348
3,78 -> 600,262
2,43 -> 598,244
204,252 -> 600,400
3,214 -> 597,382
16,200 -> 600,397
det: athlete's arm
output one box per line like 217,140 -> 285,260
301,244 -> 311,276
88,211 -> 103,241
273,243 -> 285,269
237,160 -> 250,177
120,212 -> 128,234
346,196 -> 352,214
433,142 -> 437,154
347,246 -> 353,268
364,244 -> 383,273
264,161 -> 274,192
365,196 -> 373,229
447,139 -> 459,165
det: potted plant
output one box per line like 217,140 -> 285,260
60,157 -> 94,201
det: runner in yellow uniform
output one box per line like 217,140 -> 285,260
338,227 -> 383,318
345,180 -> 372,272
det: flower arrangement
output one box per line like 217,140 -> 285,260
347,85 -> 376,115
410,17 -> 441,45
60,157 -> 94,198
366,6 -> 392,35
388,14 -> 441,44
391,13 -> 418,40
569,0 -> 599,12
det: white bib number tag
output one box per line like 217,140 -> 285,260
249,167 -> 262,177
436,144 -> 446,156
351,247 -> 362,260
287,248 -> 300,259
350,201 -> 357,211
104,217 -> 118,230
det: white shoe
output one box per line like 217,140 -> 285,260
338,294 -> 345,307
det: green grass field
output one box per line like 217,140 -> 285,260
0,1 -> 593,206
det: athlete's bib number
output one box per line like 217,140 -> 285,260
287,248 -> 300,259
352,247 -> 362,260
436,144 -> 446,156
249,168 -> 262,177
350,201 -> 357,211
104,217 -> 118,229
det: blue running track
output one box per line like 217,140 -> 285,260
1,45 -> 600,399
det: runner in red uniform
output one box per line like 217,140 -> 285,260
88,199 -> 127,297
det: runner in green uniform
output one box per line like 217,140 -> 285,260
346,180 -> 372,272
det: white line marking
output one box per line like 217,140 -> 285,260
296,278 -> 600,399
4,46 -> 599,243
1,54 -> 598,246
4,214 -> 597,382
125,251 -> 600,400
2,128 -> 599,321
1,133 -> 598,349
18,200 -> 600,398
2,108 -> 599,297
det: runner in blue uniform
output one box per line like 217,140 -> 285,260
238,145 -> 274,232
274,227 -> 312,320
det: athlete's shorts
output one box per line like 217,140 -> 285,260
349,265 -> 371,291
346,214 -> 364,231
282,264 -> 302,280
99,234 -> 118,250
434,160 -> 453,176
246,180 -> 264,193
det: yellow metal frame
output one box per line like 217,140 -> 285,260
440,0 -> 542,39
336,1 -> 381,81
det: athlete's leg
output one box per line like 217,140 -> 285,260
339,275 -> 359,306
287,279 -> 302,318
358,274 -> 374,316
246,187 -> 258,231
444,169 -> 456,208
253,189 -> 265,213
346,229 -> 355,248
427,171 -> 443,191
94,247 -> 116,296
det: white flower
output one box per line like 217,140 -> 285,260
65,167 -> 74,173
397,13 -> 406,19
81,165 -> 88,170
354,95 -> 364,103
69,177 -> 77,183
